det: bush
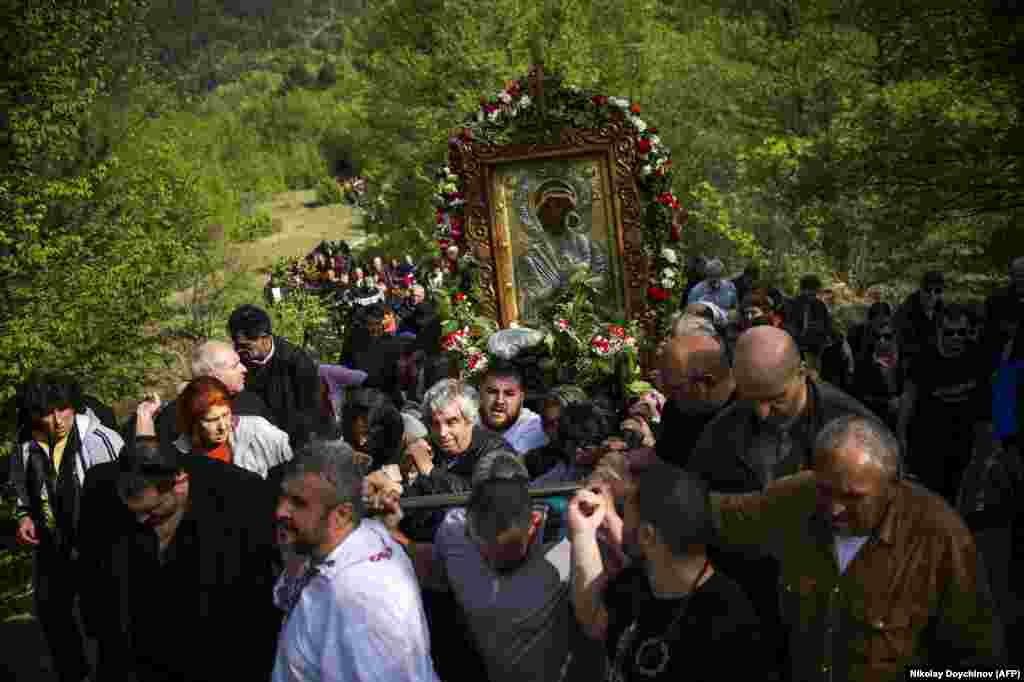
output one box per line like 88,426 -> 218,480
315,176 -> 345,206
229,211 -> 276,242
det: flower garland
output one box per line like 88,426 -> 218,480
432,70 -> 689,359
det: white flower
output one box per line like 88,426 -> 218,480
450,198 -> 465,207
498,91 -> 512,104
661,277 -> 676,290
477,110 -> 484,123
641,165 -> 652,177
487,109 -> 500,123
610,97 -> 630,109
662,267 -> 677,280
649,135 -> 661,147
518,94 -> 532,108
661,247 -> 678,264
630,116 -> 647,132
441,166 -> 451,175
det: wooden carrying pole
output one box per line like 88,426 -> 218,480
399,483 -> 581,510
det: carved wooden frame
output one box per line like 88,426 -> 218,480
448,113 -> 648,329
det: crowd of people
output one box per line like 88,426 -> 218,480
7,253 -> 1023,681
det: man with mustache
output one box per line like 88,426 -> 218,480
710,415 -> 1003,678
479,361 -> 547,455
684,325 -> 875,681
273,441 -> 438,682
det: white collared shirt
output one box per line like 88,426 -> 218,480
272,520 -> 439,682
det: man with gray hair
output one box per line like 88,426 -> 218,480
405,379 -> 508,499
273,440 -> 439,682
381,450 -> 585,682
709,414 -> 1004,678
132,340 -> 269,447
686,257 -> 738,310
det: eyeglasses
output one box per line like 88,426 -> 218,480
942,328 -> 968,338
925,288 -> 944,295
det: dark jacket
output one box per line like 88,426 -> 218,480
783,296 -> 835,355
894,290 -> 943,364
687,379 -> 876,680
244,335 -> 321,449
687,379 -> 876,493
77,456 -> 280,682
401,426 -> 509,541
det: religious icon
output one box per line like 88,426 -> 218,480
491,156 -> 622,324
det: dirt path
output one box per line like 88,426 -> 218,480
230,189 -> 368,275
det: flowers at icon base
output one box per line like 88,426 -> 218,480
590,324 -> 637,357
442,326 -> 472,352
660,247 -> 678,265
647,285 -> 672,302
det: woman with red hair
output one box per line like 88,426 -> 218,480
141,376 -> 293,478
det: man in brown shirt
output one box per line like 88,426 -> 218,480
711,414 -> 1003,681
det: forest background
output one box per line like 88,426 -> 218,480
0,0 -> 1022,632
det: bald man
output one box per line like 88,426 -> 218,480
685,326 -> 875,680
652,333 -> 736,468
711,415 -> 1004,678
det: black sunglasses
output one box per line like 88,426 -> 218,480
942,328 -> 968,338
926,287 -> 944,294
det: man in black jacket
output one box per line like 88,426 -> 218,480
685,325 -> 876,681
229,304 -> 322,448
77,436 -> 280,682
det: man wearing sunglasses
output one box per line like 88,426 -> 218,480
898,304 -> 994,504
850,316 -> 904,432
894,270 -> 946,373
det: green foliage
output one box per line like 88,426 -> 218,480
230,211 -> 277,242
316,176 -> 346,206
268,289 -> 333,358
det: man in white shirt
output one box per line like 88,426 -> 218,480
479,361 -> 547,454
273,440 -> 439,682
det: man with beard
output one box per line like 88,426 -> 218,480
228,304 -> 322,448
684,325 -> 875,681
380,451 -> 582,682
850,315 -> 903,432
898,304 -> 994,504
710,415 -> 1004,678
479,361 -> 547,455
569,464 -> 765,682
78,436 -> 280,681
273,440 -> 438,682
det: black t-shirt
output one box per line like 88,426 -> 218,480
604,565 -> 764,682
910,347 -> 991,422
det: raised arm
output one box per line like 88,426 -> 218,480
567,489 -> 613,642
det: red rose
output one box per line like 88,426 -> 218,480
649,127 -> 658,134
638,138 -> 652,154
670,220 -> 682,243
609,325 -> 626,338
630,103 -> 641,114
647,286 -> 671,302
592,95 -> 608,106
436,208 -> 445,224
454,292 -> 467,302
